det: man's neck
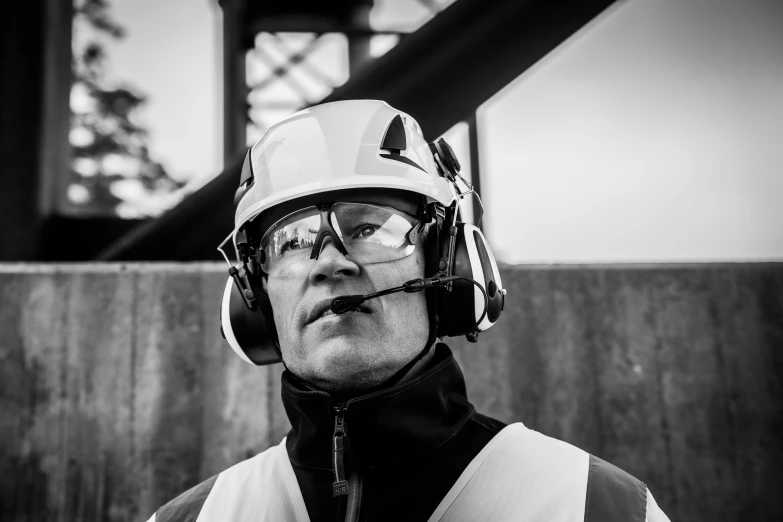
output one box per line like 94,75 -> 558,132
393,344 -> 437,386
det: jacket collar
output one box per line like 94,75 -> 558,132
281,344 -> 474,470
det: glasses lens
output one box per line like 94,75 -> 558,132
258,203 -> 421,273
259,207 -> 320,273
330,203 -> 417,264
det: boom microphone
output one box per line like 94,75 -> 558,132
330,295 -> 367,315
330,276 -> 488,319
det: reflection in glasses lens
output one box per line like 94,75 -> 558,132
259,203 -> 420,274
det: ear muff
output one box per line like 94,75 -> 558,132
436,223 -> 504,338
220,267 -> 282,366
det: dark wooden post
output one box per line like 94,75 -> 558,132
0,0 -> 72,260
220,0 -> 248,165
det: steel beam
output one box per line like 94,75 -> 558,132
222,0 -> 248,161
97,0 -> 618,260
321,0 -> 619,140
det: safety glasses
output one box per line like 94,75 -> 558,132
258,202 -> 428,274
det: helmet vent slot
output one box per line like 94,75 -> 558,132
381,114 -> 407,154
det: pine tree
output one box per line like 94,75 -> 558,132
69,0 -> 184,217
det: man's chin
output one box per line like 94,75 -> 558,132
302,328 -> 373,357
304,337 -> 397,392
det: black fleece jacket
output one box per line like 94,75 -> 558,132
281,343 -> 506,522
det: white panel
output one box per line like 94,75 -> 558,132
479,0 -> 783,263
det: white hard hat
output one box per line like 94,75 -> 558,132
233,100 -> 457,237
219,99 -> 506,366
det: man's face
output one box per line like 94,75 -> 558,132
262,193 -> 430,392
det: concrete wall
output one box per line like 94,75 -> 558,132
0,263 -> 781,521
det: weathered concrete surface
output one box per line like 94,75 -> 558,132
0,263 -> 781,521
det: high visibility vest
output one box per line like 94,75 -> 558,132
148,423 -> 670,522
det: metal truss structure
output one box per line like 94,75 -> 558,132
97,0 -> 619,261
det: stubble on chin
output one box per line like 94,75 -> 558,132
285,337 -> 403,393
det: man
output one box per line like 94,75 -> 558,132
147,100 -> 670,521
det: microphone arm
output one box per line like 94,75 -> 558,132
330,275 -> 480,315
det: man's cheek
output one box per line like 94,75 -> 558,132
275,307 -> 293,344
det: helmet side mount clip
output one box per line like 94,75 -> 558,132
429,138 -> 461,183
218,229 -> 258,311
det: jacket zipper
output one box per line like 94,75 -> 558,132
332,405 -> 349,497
332,404 -> 362,522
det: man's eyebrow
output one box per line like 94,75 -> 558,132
375,203 -> 419,219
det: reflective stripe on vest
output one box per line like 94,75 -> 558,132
153,474 -> 218,522
585,454 -> 647,522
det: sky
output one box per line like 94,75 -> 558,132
95,0 -> 783,263
102,0 -> 224,185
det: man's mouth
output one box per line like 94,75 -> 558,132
317,305 -> 371,320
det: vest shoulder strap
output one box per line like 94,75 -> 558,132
428,423 -> 590,521
428,423 -> 652,522
584,454 -> 647,522
196,437 -> 309,522
151,438 -> 308,522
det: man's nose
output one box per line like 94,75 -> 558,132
310,238 -> 360,282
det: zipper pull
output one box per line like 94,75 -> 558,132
332,405 -> 348,497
